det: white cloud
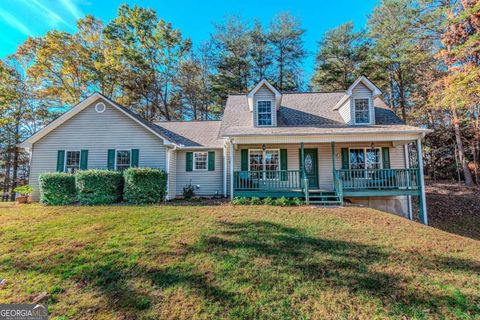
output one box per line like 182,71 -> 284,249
0,8 -> 32,35
59,0 -> 83,20
22,0 -> 69,27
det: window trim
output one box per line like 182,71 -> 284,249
115,149 -> 131,171
353,97 -> 371,125
256,100 -> 274,127
348,147 -> 383,173
193,151 -> 209,171
248,148 -> 281,179
64,150 -> 81,173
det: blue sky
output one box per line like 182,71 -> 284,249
0,0 -> 379,77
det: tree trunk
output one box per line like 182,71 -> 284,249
452,108 -> 474,186
10,122 -> 20,201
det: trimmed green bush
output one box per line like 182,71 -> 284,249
250,197 -> 262,205
123,167 -> 167,204
290,197 -> 303,206
75,170 -> 123,205
275,197 -> 289,206
263,197 -> 275,205
232,197 -> 249,205
39,173 -> 76,205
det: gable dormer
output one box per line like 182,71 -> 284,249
334,76 -> 382,125
247,80 -> 282,127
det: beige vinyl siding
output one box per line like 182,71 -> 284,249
175,149 -> 224,196
338,98 -> 352,124
351,82 -> 375,124
229,142 -> 408,191
29,98 -> 167,200
253,85 -> 277,127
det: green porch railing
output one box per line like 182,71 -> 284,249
233,170 -> 303,191
336,168 -> 419,190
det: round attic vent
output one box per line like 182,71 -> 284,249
95,102 -> 106,113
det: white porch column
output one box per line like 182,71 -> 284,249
165,148 -> 171,200
404,143 -> 413,220
230,140 -> 234,200
223,144 -> 227,197
417,138 -> 428,225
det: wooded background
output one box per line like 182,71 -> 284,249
1,0 -> 479,200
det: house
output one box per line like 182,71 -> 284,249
20,76 -> 430,224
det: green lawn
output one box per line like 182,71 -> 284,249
0,203 -> 479,319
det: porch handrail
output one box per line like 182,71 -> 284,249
336,168 -> 419,190
233,170 -> 303,191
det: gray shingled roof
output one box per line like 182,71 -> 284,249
219,92 -> 416,137
154,120 -> 224,148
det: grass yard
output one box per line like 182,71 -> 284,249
0,204 -> 479,319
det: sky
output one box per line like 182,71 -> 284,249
0,0 -> 380,78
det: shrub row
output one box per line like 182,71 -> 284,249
39,168 -> 167,206
232,196 -> 303,206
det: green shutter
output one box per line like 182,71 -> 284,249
341,148 -> 349,169
241,149 -> 248,171
208,151 -> 215,171
186,152 -> 193,171
107,149 -> 115,170
132,149 -> 139,167
382,147 -> 391,169
80,150 -> 88,170
280,149 -> 288,181
56,150 -> 65,172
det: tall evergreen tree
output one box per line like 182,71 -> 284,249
268,13 -> 307,91
250,20 -> 274,83
210,16 -> 252,103
310,22 -> 367,91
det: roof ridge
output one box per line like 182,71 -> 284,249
155,119 -> 222,123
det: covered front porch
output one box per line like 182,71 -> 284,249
229,140 -> 428,224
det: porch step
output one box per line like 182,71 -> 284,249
307,190 -> 342,205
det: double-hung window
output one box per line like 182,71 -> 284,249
257,101 -> 272,126
116,150 -> 131,171
354,98 -> 370,124
193,152 -> 208,171
349,148 -> 381,178
65,151 -> 80,173
249,149 -> 280,179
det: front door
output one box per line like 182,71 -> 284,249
300,148 -> 319,189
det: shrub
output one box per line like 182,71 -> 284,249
13,185 -> 33,196
250,197 -> 262,205
290,197 -> 303,206
39,173 -> 76,205
183,183 -> 195,199
123,167 -> 167,204
232,197 -> 249,205
263,197 -> 275,205
275,196 -> 289,206
75,170 -> 123,205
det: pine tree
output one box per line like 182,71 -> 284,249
310,22 -> 367,91
268,13 -> 307,91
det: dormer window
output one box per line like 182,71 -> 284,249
257,101 -> 273,126
354,98 -> 370,124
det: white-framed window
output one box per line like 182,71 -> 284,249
116,150 -> 131,171
193,152 -> 208,171
65,151 -> 80,173
248,149 -> 280,179
257,100 -> 273,126
349,147 -> 382,177
354,98 -> 370,124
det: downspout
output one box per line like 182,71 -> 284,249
165,145 -> 177,201
223,141 -> 227,197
